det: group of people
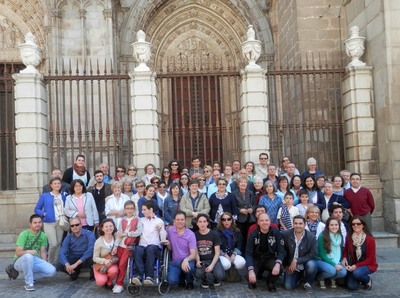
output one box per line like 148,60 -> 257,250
8,153 -> 377,294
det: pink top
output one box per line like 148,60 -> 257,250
75,195 -> 88,226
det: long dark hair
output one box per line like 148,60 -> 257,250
322,217 -> 342,254
302,175 -> 317,191
216,212 -> 240,232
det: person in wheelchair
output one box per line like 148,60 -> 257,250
132,200 -> 167,286
195,213 -> 225,290
113,200 -> 142,294
163,211 -> 197,290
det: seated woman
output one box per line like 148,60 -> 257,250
305,205 -> 326,239
195,213 -> 225,290
93,218 -> 119,290
316,217 -> 347,289
342,216 -> 377,291
215,212 -> 246,274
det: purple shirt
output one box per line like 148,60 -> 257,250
167,226 -> 197,262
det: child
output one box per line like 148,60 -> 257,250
114,200 -> 142,294
295,189 -> 310,217
277,192 -> 299,230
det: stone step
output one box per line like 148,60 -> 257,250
0,243 -> 14,258
373,231 -> 399,248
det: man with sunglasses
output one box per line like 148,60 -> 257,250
255,153 -> 269,179
58,217 -> 96,281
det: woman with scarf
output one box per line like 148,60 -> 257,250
215,212 -> 246,274
62,154 -> 91,186
342,216 -> 377,291
209,177 -> 238,229
316,217 -> 347,289
305,205 -> 325,239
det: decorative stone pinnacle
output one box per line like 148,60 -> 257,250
344,26 -> 366,68
241,25 -> 262,70
18,32 -> 42,74
131,30 -> 152,71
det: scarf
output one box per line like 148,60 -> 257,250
73,163 -> 86,176
307,220 -> 319,236
222,228 -> 234,253
327,232 -> 342,264
352,232 -> 366,261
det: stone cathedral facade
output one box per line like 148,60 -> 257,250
0,0 -> 399,240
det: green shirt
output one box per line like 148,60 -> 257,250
14,229 -> 48,261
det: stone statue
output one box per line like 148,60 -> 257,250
241,25 -> 262,69
344,26 -> 366,68
131,30 -> 151,71
18,32 -> 42,74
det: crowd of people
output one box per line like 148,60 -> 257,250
7,153 -> 378,294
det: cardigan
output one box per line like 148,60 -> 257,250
64,192 -> 99,226
343,233 -> 378,272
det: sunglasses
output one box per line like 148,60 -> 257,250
159,186 -> 166,188
221,218 -> 232,222
218,183 -> 226,186
70,223 -> 80,228
171,163 -> 178,166
352,222 -> 363,226
128,168 -> 136,171
198,179 -> 205,181
153,181 -> 160,184
117,170 -> 125,173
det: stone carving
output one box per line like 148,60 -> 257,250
0,18 -> 24,48
344,26 -> 366,68
131,30 -> 151,71
241,25 -> 262,69
18,32 -> 42,74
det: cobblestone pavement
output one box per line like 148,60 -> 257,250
0,248 -> 399,297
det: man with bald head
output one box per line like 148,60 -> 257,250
245,213 -> 284,292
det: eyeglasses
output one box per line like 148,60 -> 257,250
221,218 -> 232,222
218,183 -> 226,186
117,170 -> 125,173
70,224 -> 80,228
260,157 -> 268,160
352,222 -> 363,226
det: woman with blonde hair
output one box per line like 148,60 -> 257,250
305,205 -> 326,239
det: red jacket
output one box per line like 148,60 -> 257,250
343,233 -> 378,272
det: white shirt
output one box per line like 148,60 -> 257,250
139,216 -> 166,247
105,193 -> 130,227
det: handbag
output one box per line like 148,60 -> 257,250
58,214 -> 70,232
93,253 -> 119,274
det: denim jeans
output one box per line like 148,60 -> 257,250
14,254 -> 56,285
284,260 -> 318,290
194,259 -> 225,282
346,265 -> 373,290
167,260 -> 195,285
316,260 -> 347,280
134,244 -> 160,279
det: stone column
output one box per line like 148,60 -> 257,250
342,26 -> 383,231
12,33 -> 48,229
342,66 -> 383,230
129,31 -> 159,176
240,25 -> 269,163
240,68 -> 269,163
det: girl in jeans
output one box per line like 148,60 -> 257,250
316,217 -> 347,289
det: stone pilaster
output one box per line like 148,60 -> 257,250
240,68 -> 269,164
129,70 -> 159,176
342,66 -> 383,230
12,72 -> 48,229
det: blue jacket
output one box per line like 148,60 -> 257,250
59,228 -> 95,265
34,192 -> 67,223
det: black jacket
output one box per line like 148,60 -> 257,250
282,228 -> 317,266
245,227 -> 285,268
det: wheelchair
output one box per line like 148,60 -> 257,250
126,245 -> 171,296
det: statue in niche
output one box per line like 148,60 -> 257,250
3,18 -> 17,48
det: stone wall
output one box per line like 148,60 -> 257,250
344,0 -> 400,233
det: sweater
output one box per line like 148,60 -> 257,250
343,233 -> 378,272
344,187 -> 375,216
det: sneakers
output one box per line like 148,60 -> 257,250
208,282 -> 215,290
303,282 -> 313,293
112,285 -> 124,294
143,276 -> 154,286
364,277 -> 372,290
24,284 -> 35,291
131,276 -> 142,286
319,280 -> 326,289
201,280 -> 209,288
331,279 -> 337,288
